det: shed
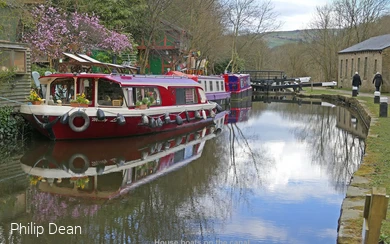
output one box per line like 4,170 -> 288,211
0,41 -> 31,108
338,34 -> 390,92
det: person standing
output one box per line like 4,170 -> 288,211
373,72 -> 383,91
352,72 -> 362,94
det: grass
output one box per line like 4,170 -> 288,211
302,87 -> 390,238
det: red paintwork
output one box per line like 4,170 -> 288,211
23,111 -> 216,140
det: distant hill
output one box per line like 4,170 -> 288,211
263,30 -> 309,48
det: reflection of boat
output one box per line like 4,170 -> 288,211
21,115 -> 226,199
228,100 -> 252,123
19,72 -> 222,140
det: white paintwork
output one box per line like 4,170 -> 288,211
197,75 -> 226,93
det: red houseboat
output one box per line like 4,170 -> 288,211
223,73 -> 252,100
19,73 -> 223,140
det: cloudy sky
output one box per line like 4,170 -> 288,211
273,0 -> 331,31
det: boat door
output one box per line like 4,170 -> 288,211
77,78 -> 95,106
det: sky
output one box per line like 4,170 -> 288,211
273,0 -> 330,31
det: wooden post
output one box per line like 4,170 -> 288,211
363,187 -> 389,244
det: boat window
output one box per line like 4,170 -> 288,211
176,88 -> 198,105
131,87 -> 161,107
209,81 -> 213,91
49,78 -> 74,105
216,81 -> 219,91
204,80 -> 207,91
97,78 -> 124,106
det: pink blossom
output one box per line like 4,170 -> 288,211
23,6 -> 133,61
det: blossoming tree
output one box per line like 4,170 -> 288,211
23,5 -> 132,63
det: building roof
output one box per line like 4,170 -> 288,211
339,34 -> 390,54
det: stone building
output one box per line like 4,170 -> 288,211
338,34 -> 390,92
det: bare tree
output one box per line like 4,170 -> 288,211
306,4 -> 341,82
223,0 -> 279,73
333,0 -> 389,44
163,0 -> 227,74
138,0 -> 173,74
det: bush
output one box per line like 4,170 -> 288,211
0,106 -> 28,141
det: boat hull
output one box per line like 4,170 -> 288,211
20,104 -> 220,140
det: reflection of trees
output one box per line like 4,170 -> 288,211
256,101 -> 366,193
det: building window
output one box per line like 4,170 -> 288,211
374,59 -> 377,73
351,59 -> 354,77
0,49 -> 26,73
345,59 -> 348,78
357,58 -> 360,73
340,60 -> 343,78
364,57 -> 368,79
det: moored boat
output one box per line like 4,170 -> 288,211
223,73 -> 252,100
19,72 -> 224,140
165,71 -> 231,110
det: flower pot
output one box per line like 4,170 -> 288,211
31,101 -> 42,105
136,104 -> 148,110
71,102 -> 88,107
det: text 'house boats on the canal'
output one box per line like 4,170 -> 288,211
21,118 -> 225,199
19,72 -> 224,140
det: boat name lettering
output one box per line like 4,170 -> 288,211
91,160 -> 108,166
92,118 -> 108,122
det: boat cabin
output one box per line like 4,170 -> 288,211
39,73 -> 208,108
197,75 -> 226,93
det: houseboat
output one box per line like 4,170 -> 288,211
19,73 -> 223,140
21,118 -> 225,199
165,71 -> 230,110
223,73 -> 252,100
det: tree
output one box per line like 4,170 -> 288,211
305,5 -> 341,82
333,0 -> 389,45
224,0 -> 279,73
23,5 -> 132,64
135,0 -> 173,74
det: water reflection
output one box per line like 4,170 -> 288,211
0,97 -> 369,243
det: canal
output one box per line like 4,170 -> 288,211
0,96 -> 368,244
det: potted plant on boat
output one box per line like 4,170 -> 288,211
70,93 -> 89,107
135,96 -> 155,109
26,89 -> 43,105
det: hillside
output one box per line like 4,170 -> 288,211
263,30 -> 308,48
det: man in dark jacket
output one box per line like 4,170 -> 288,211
352,72 -> 362,94
373,72 -> 383,91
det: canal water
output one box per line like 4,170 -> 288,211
0,96 -> 368,244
